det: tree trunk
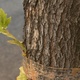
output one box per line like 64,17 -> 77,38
23,0 -> 80,79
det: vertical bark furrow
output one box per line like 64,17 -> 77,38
36,16 -> 44,62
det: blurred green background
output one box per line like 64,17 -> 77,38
0,0 -> 24,80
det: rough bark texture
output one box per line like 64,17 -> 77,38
23,0 -> 80,79
23,0 -> 80,68
24,0 -> 80,68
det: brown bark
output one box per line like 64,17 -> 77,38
23,0 -> 80,68
23,0 -> 80,79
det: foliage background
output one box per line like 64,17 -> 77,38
0,0 -> 24,80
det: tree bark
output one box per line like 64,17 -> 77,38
23,0 -> 80,79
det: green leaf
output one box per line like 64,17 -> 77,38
0,25 -> 3,31
17,67 -> 28,80
5,17 -> 11,27
0,8 -> 11,30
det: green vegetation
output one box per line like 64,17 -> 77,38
0,8 -> 27,80
17,67 -> 28,80
0,8 -> 26,56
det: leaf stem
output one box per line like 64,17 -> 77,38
1,29 -> 27,56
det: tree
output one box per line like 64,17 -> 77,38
23,0 -> 80,79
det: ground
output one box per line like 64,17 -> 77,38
0,0 -> 24,80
